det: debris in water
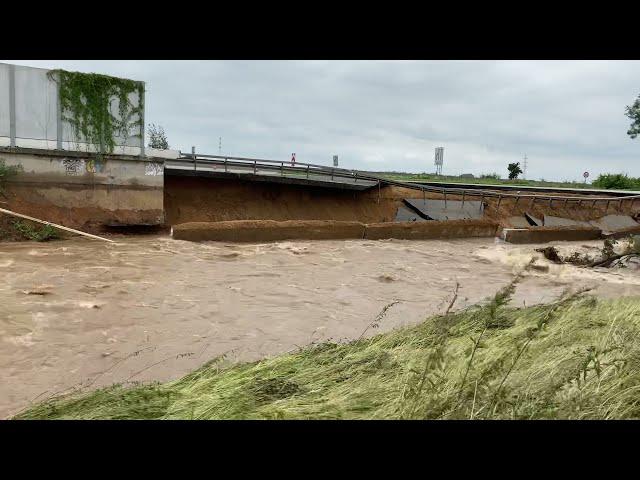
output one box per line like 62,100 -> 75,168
21,286 -> 53,295
535,246 -> 562,264
529,263 -> 550,273
377,274 -> 396,283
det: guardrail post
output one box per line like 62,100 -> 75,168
443,189 -> 447,209
461,191 -> 465,209
331,169 -> 334,181
479,194 -> 484,212
497,195 -> 502,210
255,160 -> 258,175
530,197 -> 535,209
280,162 -> 283,176
619,199 -> 623,211
548,197 -> 552,208
224,158 -> 228,172
377,180 -> 381,204
192,146 -> 196,171
306,165 -> 309,179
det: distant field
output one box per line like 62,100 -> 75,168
373,172 -> 591,189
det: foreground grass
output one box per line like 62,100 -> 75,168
15,286 -> 640,419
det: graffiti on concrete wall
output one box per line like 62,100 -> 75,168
86,159 -> 106,174
145,161 -> 164,176
62,158 -> 85,176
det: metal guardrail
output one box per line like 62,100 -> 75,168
169,153 -> 640,210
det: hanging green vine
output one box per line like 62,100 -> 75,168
47,69 -> 144,156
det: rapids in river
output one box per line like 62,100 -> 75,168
2,236 -> 640,418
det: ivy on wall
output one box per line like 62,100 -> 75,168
47,69 -> 144,156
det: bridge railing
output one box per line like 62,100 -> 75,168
169,153 -> 375,185
168,153 -> 640,211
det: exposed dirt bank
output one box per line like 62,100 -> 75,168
2,183 -> 163,233
164,175 -> 640,229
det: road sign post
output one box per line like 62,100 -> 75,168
435,147 -> 444,176
583,171 -> 589,184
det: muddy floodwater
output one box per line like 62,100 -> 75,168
3,236 -> 640,418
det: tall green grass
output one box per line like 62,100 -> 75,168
15,286 -> 640,420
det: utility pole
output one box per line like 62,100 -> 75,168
523,154 -> 528,179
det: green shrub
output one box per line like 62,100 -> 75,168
592,173 -> 640,190
13,221 -> 60,242
0,159 -> 20,193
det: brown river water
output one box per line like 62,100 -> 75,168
2,235 -> 640,418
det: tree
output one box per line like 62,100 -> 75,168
148,123 -> 169,150
507,162 -> 523,180
626,94 -> 640,139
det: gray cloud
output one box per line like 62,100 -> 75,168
6,60 -> 640,181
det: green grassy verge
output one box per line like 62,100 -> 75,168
15,285 -> 640,420
375,172 -> 592,189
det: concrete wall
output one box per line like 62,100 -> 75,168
171,219 -> 500,243
501,227 -> 602,244
0,62 -> 147,154
0,147 -> 166,230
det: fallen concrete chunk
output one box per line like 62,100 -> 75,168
601,225 -> 640,239
589,214 -> 639,233
403,199 -> 484,221
502,227 -> 602,244
172,220 -> 366,242
365,219 -> 499,240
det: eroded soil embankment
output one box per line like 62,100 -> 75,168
164,175 -> 640,227
164,176 -> 435,224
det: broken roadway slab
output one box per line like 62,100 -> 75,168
507,216 -> 532,228
394,205 -> 425,222
524,212 -> 543,226
403,199 -> 484,221
543,215 -> 593,228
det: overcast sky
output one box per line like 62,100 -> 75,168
6,60 -> 640,181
